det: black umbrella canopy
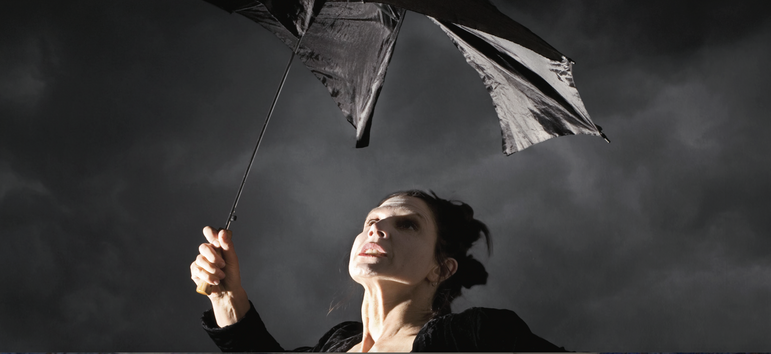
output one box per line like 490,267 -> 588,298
209,0 -> 564,59
204,0 -> 607,154
365,0 -> 565,61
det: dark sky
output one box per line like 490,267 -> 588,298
2,0 -> 770,351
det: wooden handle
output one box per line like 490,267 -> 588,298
196,281 -> 213,296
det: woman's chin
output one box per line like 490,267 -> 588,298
348,261 -> 389,280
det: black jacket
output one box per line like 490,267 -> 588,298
202,302 -> 566,352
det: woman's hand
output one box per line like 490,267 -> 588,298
191,226 -> 250,327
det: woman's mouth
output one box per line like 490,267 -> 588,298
359,243 -> 387,257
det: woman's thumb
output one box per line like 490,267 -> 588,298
218,229 -> 234,252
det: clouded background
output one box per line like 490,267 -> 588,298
2,0 -> 770,351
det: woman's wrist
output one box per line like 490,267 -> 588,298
210,287 -> 250,327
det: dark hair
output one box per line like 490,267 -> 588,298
378,190 -> 491,316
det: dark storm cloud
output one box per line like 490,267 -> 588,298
1,0 -> 769,351
472,3 -> 771,350
0,1 -> 269,349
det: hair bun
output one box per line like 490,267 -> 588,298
456,255 -> 488,289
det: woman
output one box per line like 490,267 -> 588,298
191,190 -> 564,352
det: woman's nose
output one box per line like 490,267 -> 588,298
368,222 -> 387,238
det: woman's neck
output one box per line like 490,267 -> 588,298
358,281 -> 434,352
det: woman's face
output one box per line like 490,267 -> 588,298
349,196 -> 440,287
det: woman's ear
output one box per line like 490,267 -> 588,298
429,258 -> 458,283
427,258 -> 458,283
441,258 -> 458,281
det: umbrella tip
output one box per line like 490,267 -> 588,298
596,125 -> 611,143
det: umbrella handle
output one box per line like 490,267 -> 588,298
196,282 -> 213,296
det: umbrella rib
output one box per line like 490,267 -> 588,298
224,37 -> 304,230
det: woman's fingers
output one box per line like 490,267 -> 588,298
193,226 -> 243,294
192,240 -> 228,286
196,254 -> 226,277
190,261 -> 211,285
198,242 -> 225,266
191,257 -> 226,285
202,226 -> 220,248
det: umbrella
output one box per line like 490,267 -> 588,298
196,0 -> 609,295
205,0 -> 609,152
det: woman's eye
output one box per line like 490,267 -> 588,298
397,219 -> 418,230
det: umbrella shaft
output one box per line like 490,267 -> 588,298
225,39 -> 303,230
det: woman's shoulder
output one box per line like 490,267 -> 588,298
417,307 -> 565,352
432,306 -> 532,334
450,306 -> 528,321
299,320 -> 362,352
